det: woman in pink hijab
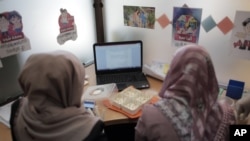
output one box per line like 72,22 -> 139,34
10,50 -> 107,141
135,45 -> 236,141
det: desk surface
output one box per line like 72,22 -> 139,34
83,64 -> 162,125
0,64 -> 163,141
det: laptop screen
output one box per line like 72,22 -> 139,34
93,40 -> 142,74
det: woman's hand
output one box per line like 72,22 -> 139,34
235,95 -> 250,120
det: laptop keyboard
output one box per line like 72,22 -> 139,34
98,73 -> 146,84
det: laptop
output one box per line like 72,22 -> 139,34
93,40 -> 150,91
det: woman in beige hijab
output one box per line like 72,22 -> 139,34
10,50 -> 107,141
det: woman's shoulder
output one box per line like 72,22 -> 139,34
141,104 -> 167,124
138,104 -> 181,141
142,104 -> 159,114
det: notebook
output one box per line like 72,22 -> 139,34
93,40 -> 150,91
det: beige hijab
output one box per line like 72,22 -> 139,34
14,50 -> 99,141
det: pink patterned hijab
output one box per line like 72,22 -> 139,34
14,50 -> 99,141
155,45 -> 235,141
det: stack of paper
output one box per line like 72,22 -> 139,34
143,60 -> 169,81
0,102 -> 13,128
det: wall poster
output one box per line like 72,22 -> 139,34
230,10 -> 250,59
0,11 -> 31,58
172,7 -> 202,47
57,8 -> 78,45
123,5 -> 156,29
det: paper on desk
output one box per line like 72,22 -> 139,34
162,64 -> 169,74
0,102 -> 13,128
143,61 -> 169,81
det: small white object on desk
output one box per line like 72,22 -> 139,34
143,60 -> 169,81
0,101 -> 13,128
83,83 -> 118,101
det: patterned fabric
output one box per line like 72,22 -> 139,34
214,100 -> 236,141
155,98 -> 192,141
156,45 -> 236,141
14,50 -> 99,141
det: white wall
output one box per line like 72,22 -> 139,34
0,0 -> 96,103
0,0 -> 96,64
103,0 -> 250,90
